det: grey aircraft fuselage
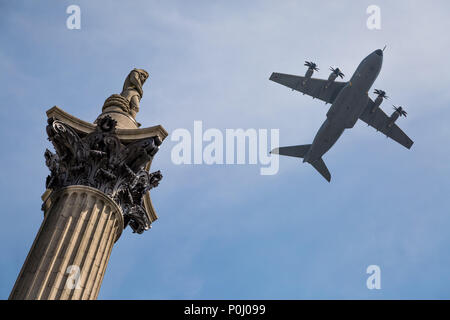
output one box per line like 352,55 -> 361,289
304,49 -> 383,163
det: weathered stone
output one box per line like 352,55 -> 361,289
45,115 -> 162,234
10,69 -> 167,300
9,186 -> 123,300
96,68 -> 149,128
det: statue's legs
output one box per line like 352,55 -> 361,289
129,95 -> 140,119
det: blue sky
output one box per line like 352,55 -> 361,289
1,0 -> 450,299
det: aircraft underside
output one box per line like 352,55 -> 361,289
269,49 -> 413,182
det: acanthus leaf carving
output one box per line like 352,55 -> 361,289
44,115 -> 162,234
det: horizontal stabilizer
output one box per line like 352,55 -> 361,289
271,144 -> 311,158
310,158 -> 331,182
271,144 -> 331,182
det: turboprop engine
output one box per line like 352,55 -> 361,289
328,67 -> 344,82
325,67 -> 344,89
371,89 -> 389,113
388,105 -> 407,127
304,61 -> 319,78
302,61 -> 319,86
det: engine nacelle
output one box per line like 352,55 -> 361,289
388,106 -> 407,127
371,95 -> 383,113
327,72 -> 338,82
303,61 -> 318,86
372,89 -> 388,113
370,89 -> 389,113
327,67 -> 344,84
304,68 -> 314,79
388,110 -> 401,128
388,111 -> 400,127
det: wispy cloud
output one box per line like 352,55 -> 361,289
1,0 -> 450,299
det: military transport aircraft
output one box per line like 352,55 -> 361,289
270,49 -> 413,182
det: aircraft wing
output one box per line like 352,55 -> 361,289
270,72 -> 346,104
359,99 -> 414,149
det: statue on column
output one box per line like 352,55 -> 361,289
99,68 -> 150,128
9,66 -> 168,301
120,68 -> 149,119
43,68 -> 167,234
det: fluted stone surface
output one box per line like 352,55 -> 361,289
9,186 -> 123,300
10,71 -> 167,300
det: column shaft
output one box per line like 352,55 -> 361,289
9,186 -> 123,300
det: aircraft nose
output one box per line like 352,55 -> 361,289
374,49 -> 383,56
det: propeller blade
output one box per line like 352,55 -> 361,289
305,61 -> 319,71
393,105 -> 408,117
374,89 -> 389,99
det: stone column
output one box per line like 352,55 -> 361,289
9,186 -> 123,300
9,105 -> 167,300
10,68 -> 166,300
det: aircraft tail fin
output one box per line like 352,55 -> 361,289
310,158 -> 331,182
271,144 -> 331,182
271,144 -> 311,158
